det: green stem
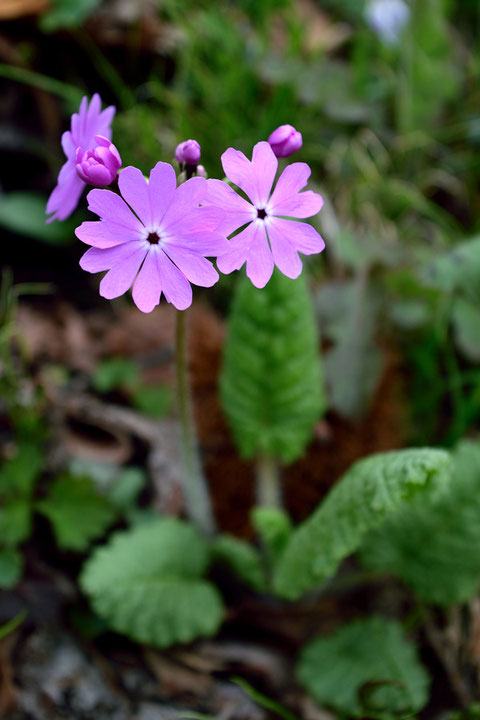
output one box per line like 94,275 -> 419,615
256,453 -> 281,507
175,309 -> 216,535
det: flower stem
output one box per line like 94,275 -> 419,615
256,452 -> 281,507
175,309 -> 216,535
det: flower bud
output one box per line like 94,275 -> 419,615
268,124 -> 303,158
196,165 -> 207,178
175,139 -> 201,165
75,135 -> 121,187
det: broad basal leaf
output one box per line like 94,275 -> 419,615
0,500 -> 32,547
37,475 -> 117,551
273,448 -> 452,599
250,507 -> 292,565
0,442 -> 43,498
361,440 -> 480,605
221,269 -> 325,463
297,617 -> 430,718
81,518 -> 225,647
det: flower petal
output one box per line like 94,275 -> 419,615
132,248 -> 162,313
86,188 -> 145,233
61,131 -> 76,160
245,222 -> 274,288
166,206 -> 226,236
221,147 -> 260,205
79,241 -> 145,273
148,162 -> 177,227
118,166 -> 152,228
161,177 -> 207,232
251,141 -> 277,207
270,190 -> 323,219
99,245 -> 147,300
164,245 -> 219,287
216,222 -> 255,275
204,179 -> 255,237
46,161 -> 84,222
75,220 -> 137,248
156,252 -> 193,310
270,218 -> 325,255
268,163 -> 311,206
172,230 -> 230,257
265,219 -> 302,279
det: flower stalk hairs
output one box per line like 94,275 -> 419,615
47,97 -> 325,532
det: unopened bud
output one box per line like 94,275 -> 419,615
175,139 -> 201,165
268,125 -> 302,158
76,135 -> 121,187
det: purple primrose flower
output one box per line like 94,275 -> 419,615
204,141 -> 324,288
46,94 -> 115,223
75,162 -> 229,313
175,139 -> 201,165
268,124 -> 303,158
76,135 -> 121,187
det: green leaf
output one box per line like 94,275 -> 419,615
0,549 -> 24,589
273,448 -> 452,599
220,269 -> 325,463
0,193 -> 75,245
37,475 -> 117,551
80,518 -> 225,647
0,501 -> 32,547
213,535 -> 266,592
250,507 -> 292,565
0,442 -> 43,498
132,384 -> 172,417
297,617 -> 430,718
360,441 -> 480,605
92,357 -> 140,394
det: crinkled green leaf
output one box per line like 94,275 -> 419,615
213,535 -> 266,592
81,519 -> 225,647
221,269 -> 325,463
0,549 -> 23,589
37,475 -> 117,551
361,440 -> 480,605
274,448 -> 452,599
297,617 -> 430,718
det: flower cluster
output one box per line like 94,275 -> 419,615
48,96 -> 325,312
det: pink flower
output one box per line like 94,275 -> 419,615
46,94 -> 115,223
75,162 -> 228,313
205,141 -> 325,288
76,135 -> 121,187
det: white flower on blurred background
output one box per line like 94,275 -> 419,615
365,0 -> 411,45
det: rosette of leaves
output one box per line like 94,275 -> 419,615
297,617 -> 430,718
273,448 -> 452,599
80,518 -> 225,647
220,269 -> 325,463
360,440 -> 480,605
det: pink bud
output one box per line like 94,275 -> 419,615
75,135 -> 122,187
175,139 -> 201,165
268,124 -> 303,158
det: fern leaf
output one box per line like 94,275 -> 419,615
220,269 -> 325,463
273,448 -> 452,599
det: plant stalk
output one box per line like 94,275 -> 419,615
256,453 -> 281,507
175,309 -> 216,535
